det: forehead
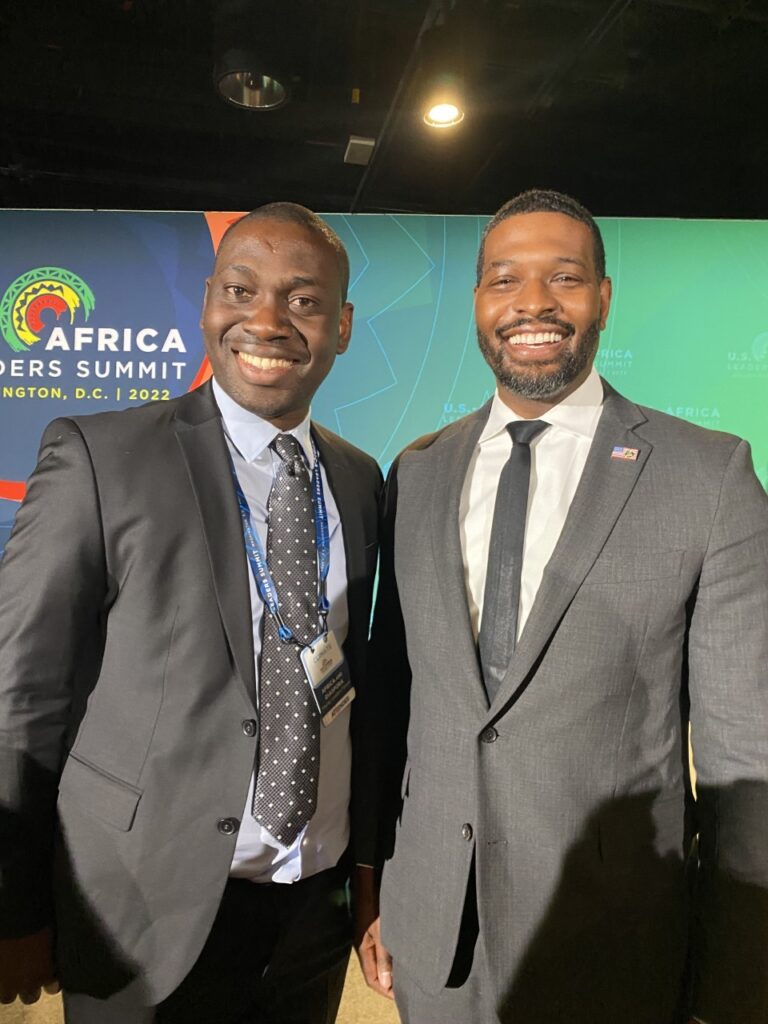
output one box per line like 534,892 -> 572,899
482,212 -> 596,270
214,218 -> 338,280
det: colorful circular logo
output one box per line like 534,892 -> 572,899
0,267 -> 95,353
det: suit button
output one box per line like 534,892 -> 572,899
461,823 -> 473,842
480,726 -> 498,744
217,817 -> 240,836
241,719 -> 257,737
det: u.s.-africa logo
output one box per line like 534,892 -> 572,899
0,267 -> 95,353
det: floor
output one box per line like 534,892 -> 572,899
0,955 -> 400,1023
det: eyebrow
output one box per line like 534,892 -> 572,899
220,263 -> 253,275
486,256 -> 588,271
221,266 -> 319,286
218,266 -> 322,289
287,275 -> 320,289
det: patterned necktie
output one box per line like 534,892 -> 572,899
478,419 -> 549,703
252,433 -> 320,846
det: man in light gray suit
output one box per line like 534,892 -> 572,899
0,204 -> 381,1022
354,189 -> 768,1023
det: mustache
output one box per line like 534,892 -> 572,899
495,316 -> 575,338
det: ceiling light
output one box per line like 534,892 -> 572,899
214,49 -> 290,111
418,20 -> 467,130
423,101 -> 464,128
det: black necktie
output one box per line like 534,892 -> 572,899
252,433 -> 320,846
478,419 -> 549,704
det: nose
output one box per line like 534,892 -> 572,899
240,294 -> 291,340
513,278 -> 559,318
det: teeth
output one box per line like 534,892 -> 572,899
508,332 -> 563,346
239,352 -> 293,369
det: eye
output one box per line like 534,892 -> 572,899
289,295 -> 318,311
489,275 -> 518,288
224,284 -> 251,300
552,273 -> 583,285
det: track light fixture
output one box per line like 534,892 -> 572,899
213,1 -> 291,111
423,78 -> 465,128
419,22 -> 466,130
214,48 -> 290,110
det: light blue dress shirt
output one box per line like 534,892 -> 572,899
212,380 -> 351,884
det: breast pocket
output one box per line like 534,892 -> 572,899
584,549 -> 684,585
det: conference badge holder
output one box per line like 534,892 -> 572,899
231,438 -> 353,726
300,630 -> 355,726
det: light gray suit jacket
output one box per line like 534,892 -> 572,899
366,383 -> 768,1024
0,381 -> 381,1003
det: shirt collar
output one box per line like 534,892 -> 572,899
211,378 -> 314,466
480,369 -> 604,445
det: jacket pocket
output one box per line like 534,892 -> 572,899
58,753 -> 142,831
583,549 -> 684,585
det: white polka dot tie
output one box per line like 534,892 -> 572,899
252,433 -> 320,846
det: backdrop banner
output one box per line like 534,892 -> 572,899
1,210 -> 767,554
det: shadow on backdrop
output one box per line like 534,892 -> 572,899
496,781 -> 768,1024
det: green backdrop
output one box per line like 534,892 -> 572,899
1,210 -> 766,537
318,214 -> 767,488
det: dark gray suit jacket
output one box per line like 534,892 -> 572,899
0,380 -> 381,1003
366,383 -> 768,1024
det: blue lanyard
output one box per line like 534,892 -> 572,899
230,435 -> 330,645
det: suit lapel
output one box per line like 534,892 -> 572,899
486,385 -> 653,720
312,425 -> 365,585
310,425 -> 378,699
173,382 -> 256,708
427,404 -> 491,713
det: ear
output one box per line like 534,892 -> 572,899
199,278 -> 212,329
337,302 -> 354,354
598,276 -> 612,330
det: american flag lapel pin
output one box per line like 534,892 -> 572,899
611,445 -> 639,461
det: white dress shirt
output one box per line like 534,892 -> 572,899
459,370 -> 604,641
212,380 -> 351,884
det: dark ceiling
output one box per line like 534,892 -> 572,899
2,0 -> 768,218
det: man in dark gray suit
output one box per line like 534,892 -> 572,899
355,190 -> 768,1023
0,204 -> 381,1022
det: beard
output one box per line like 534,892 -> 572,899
477,317 -> 601,401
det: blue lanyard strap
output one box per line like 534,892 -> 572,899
229,434 -> 330,645
310,437 -> 330,619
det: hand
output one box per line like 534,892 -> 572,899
352,865 -> 394,1000
0,927 -> 60,1005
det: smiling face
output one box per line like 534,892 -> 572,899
474,211 -> 612,416
201,217 -> 353,428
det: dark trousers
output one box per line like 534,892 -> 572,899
64,862 -> 351,1024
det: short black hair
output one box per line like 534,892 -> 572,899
476,189 -> 606,284
217,202 -> 350,302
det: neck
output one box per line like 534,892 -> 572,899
496,391 -> 560,419
266,410 -> 308,430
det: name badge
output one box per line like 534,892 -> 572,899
299,630 -> 355,727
